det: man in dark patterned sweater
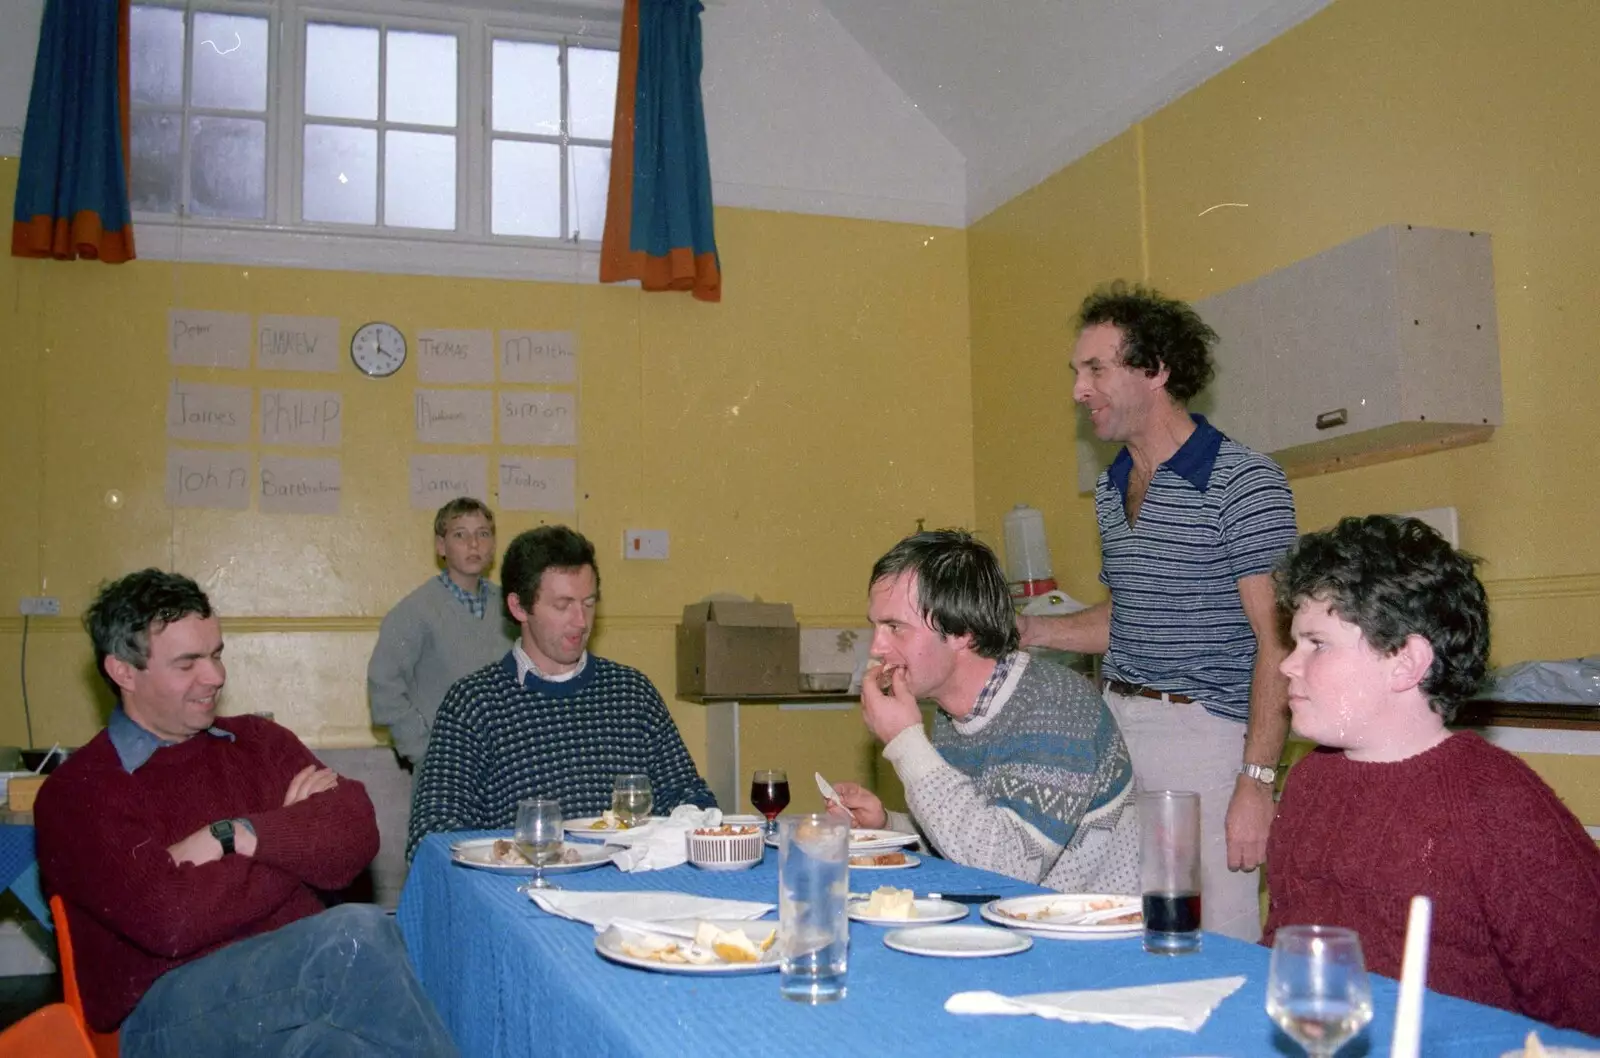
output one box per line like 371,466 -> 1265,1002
35,570 -> 456,1056
407,526 -> 715,859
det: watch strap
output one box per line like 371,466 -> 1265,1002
1241,763 -> 1277,785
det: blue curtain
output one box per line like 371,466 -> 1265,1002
10,0 -> 136,263
600,0 -> 720,302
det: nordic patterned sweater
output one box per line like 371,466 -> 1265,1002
406,652 -> 717,858
884,652 -> 1140,894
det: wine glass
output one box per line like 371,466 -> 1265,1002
611,773 -> 653,827
750,769 -> 791,839
514,798 -> 565,892
1266,925 -> 1374,1057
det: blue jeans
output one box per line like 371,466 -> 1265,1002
120,904 -> 459,1057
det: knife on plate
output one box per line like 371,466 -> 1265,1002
926,892 -> 1002,905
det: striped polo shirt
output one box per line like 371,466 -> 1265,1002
1095,414 -> 1297,722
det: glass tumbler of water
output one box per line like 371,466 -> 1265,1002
1266,925 -> 1374,1057
777,813 -> 849,1004
1139,789 -> 1203,954
514,798 -> 564,892
612,773 -> 653,827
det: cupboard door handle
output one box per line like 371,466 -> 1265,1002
1315,408 -> 1349,430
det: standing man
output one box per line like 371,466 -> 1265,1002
407,525 -> 716,858
35,569 -> 457,1056
829,530 -> 1139,894
368,496 -> 514,769
1020,282 -> 1298,940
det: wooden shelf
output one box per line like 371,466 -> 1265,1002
1455,700 -> 1600,731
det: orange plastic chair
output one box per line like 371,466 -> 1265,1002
49,896 -> 120,1058
0,1003 -> 96,1058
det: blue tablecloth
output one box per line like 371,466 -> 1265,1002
0,825 -> 49,929
399,832 -> 1595,1057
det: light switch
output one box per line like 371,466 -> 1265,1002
623,529 -> 669,560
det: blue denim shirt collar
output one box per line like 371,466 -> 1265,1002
108,706 -> 236,774
1108,413 -> 1225,498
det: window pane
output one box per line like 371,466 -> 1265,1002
492,139 -> 559,237
567,145 -> 610,241
192,13 -> 268,112
189,116 -> 265,219
305,23 -> 378,120
130,6 -> 184,107
491,40 -> 559,136
130,112 -> 181,212
386,31 -> 456,127
385,131 -> 455,230
568,46 -> 618,142
303,124 -> 376,224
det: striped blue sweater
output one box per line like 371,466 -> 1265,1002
406,653 -> 716,858
1096,415 -> 1297,721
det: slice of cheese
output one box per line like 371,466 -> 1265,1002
862,886 -> 915,919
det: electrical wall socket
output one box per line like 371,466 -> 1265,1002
19,597 -> 60,616
622,529 -> 669,560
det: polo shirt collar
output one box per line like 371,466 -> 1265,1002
108,706 -> 235,774
1108,414 -> 1225,497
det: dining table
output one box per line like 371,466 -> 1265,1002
398,829 -> 1596,1058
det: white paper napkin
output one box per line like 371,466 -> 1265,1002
527,889 -> 775,931
945,976 -> 1247,1032
606,804 -> 723,872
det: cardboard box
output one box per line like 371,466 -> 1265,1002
677,600 -> 800,698
6,774 -> 47,813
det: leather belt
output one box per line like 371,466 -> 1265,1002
1102,678 -> 1195,705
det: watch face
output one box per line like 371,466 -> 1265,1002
350,321 -> 407,378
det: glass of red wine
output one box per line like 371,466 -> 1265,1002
750,769 -> 791,839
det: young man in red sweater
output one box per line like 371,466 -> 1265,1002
35,569 -> 458,1056
1265,516 -> 1600,1036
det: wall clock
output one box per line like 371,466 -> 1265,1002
350,321 -> 407,378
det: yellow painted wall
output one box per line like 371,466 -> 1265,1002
0,156 -> 973,815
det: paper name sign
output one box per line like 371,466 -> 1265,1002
411,455 -> 488,510
166,448 -> 251,509
498,456 -> 575,512
169,309 -> 250,369
500,330 -> 577,384
261,389 -> 342,447
415,389 -> 493,445
258,315 -> 340,373
499,391 -> 577,446
416,329 -> 494,383
167,381 -> 251,444
259,455 -> 341,514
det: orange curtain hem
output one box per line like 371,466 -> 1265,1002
11,212 -> 136,263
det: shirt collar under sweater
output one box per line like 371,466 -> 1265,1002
107,706 -> 236,773
437,571 -> 491,619
500,650 -> 599,697
512,640 -> 588,685
950,650 -> 1031,736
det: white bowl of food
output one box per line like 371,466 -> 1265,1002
687,825 -> 764,871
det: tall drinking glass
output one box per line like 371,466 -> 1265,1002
777,813 -> 849,1004
750,769 -> 791,838
514,798 -> 564,892
611,773 -> 653,827
1139,790 -> 1203,954
1266,925 -> 1374,1057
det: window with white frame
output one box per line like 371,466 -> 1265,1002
126,0 -> 619,271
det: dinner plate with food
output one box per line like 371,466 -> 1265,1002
848,886 -> 966,926
763,827 -> 919,851
450,837 -> 615,875
564,811 -> 650,837
848,850 -> 920,870
595,919 -> 780,976
980,894 -> 1143,940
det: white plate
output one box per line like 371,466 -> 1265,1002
719,814 -> 765,827
883,925 -> 1032,958
848,898 -> 966,926
564,816 -> 651,838
980,894 -> 1143,940
848,852 -> 921,871
449,838 -> 614,875
595,919 -> 780,976
762,828 -> 919,851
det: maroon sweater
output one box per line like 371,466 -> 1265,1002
34,715 -> 379,1032
1264,733 -> 1600,1036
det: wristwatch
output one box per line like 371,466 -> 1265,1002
209,819 -> 236,856
1241,763 -> 1278,786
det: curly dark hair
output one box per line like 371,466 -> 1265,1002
85,569 -> 214,699
501,525 -> 599,622
1077,281 -> 1217,402
870,530 -> 1019,661
1274,515 -> 1489,721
